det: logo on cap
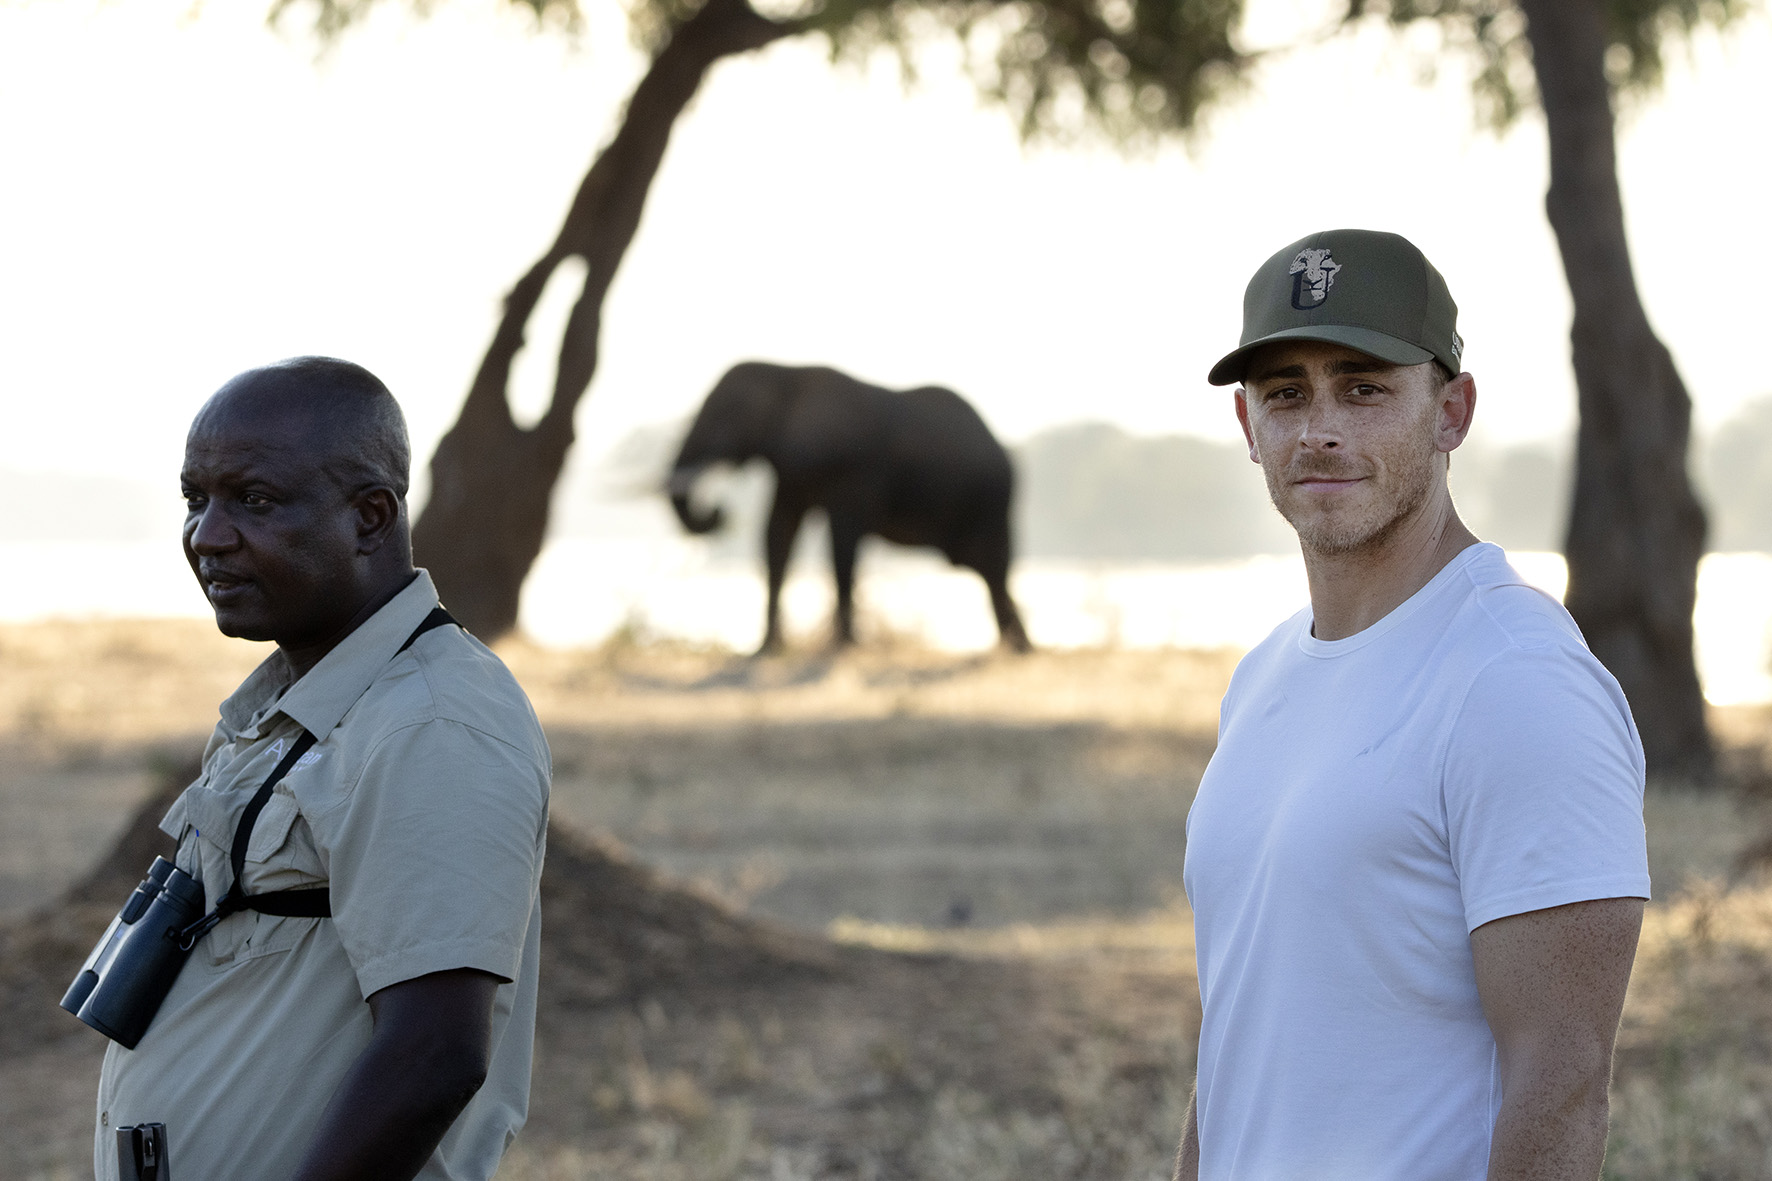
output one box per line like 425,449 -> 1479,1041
1288,248 -> 1340,310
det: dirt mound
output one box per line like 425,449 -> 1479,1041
2,751 -> 845,1056
540,824 -> 842,1007
0,752 -> 197,1056
61,751 -> 200,906
0,898 -> 120,1056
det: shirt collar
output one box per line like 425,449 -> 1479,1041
217,569 -> 443,741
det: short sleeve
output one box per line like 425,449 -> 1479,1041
316,719 -> 549,999
1443,642 -> 1650,932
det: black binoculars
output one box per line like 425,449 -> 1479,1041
62,856 -> 206,1049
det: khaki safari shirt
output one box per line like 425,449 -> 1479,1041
96,571 -> 550,1181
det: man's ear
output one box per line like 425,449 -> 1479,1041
353,487 -> 403,556
1235,389 -> 1260,464
1436,373 -> 1478,455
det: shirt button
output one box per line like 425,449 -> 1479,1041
101,1111 -> 108,1126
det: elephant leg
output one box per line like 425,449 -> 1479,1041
990,581 -> 1032,653
760,490 -> 808,655
828,514 -> 865,648
966,527 -> 1032,653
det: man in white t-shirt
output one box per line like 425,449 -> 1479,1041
1174,230 -> 1649,1180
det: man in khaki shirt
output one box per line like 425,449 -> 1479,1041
95,357 -> 550,1181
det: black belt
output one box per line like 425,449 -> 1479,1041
179,607 -> 459,948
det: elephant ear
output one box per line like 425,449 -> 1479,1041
776,368 -> 887,471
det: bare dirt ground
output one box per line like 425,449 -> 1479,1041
4,619 -> 1772,1178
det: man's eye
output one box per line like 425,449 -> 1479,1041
241,493 -> 271,507
182,491 -> 204,510
1350,384 -> 1381,397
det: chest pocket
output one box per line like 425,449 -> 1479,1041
177,784 -> 328,965
238,791 -> 327,896
246,793 -> 300,863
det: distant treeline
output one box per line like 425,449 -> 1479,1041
9,396 -> 1772,556
1704,396 -> 1772,551
1012,423 -> 1575,558
1014,424 -> 1293,559
1015,398 -> 1772,559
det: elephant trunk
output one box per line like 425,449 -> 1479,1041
667,465 -> 725,534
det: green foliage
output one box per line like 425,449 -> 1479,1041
1602,0 -> 1752,89
804,0 -> 1246,144
259,0 -> 1751,160
270,0 -> 1245,146
627,0 -> 1248,144
267,0 -> 585,41
1341,0 -> 1752,128
625,0 -> 718,56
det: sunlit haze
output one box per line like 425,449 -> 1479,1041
5,0 -> 1771,701
4,0 -> 1769,496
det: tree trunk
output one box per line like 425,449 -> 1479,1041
1519,0 -> 1712,780
412,0 -> 798,639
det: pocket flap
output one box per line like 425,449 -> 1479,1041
181,786 -> 237,855
244,793 -> 300,863
158,793 -> 191,841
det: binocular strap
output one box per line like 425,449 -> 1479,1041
179,606 -> 460,948
177,732 -> 325,947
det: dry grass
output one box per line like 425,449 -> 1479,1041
495,1066 -> 1190,1181
1606,873 -> 1772,1178
0,618 -> 270,751
4,622 -> 1772,1178
830,904 -> 1196,972
495,633 -> 1238,732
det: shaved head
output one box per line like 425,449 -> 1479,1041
195,356 -> 411,503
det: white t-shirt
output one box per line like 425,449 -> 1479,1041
1183,543 -> 1649,1180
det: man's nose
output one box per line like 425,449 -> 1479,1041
1301,396 -> 1343,450
186,502 -> 239,553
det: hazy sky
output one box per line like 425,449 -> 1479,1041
4,0 -> 1768,504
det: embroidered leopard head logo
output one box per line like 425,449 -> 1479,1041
1288,248 -> 1341,310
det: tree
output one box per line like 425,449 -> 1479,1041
268,0 -> 1249,638
409,0 -> 802,637
1352,0 -> 1747,780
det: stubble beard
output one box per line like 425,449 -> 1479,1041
1263,446 -> 1437,557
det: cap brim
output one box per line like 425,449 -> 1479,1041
1206,325 -> 1435,386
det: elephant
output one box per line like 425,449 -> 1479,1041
667,362 -> 1032,655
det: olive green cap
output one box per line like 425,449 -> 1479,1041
1207,228 -> 1463,386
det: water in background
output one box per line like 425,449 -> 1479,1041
4,539 -> 1769,706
